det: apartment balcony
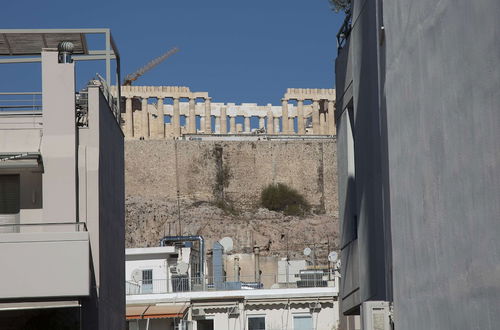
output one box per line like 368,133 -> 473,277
126,273 -> 339,296
0,222 -> 89,299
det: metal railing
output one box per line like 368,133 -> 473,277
126,274 -> 336,295
0,92 -> 42,112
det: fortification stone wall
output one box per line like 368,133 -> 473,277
125,139 -> 338,215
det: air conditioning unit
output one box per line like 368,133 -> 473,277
361,301 -> 391,330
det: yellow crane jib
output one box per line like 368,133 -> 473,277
122,47 -> 179,86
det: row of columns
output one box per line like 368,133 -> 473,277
123,97 -> 335,139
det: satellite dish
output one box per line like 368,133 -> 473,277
219,237 -> 234,253
176,261 -> 189,275
328,251 -> 338,263
303,247 -> 312,256
131,269 -> 142,282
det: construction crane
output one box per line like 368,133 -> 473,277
122,47 -> 179,86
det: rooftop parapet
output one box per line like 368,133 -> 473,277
0,29 -> 122,121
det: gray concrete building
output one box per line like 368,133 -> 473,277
335,1 -> 500,329
0,29 -> 125,329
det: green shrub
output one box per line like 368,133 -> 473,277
261,183 -> 310,216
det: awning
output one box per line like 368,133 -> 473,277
0,32 -> 87,56
0,152 -> 42,170
126,304 -> 188,320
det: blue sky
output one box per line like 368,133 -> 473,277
1,0 -> 345,105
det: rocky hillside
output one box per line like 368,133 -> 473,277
125,140 -> 339,261
126,196 -> 339,261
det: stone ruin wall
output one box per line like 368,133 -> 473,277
125,139 -> 338,215
122,87 -> 339,256
115,86 -> 337,139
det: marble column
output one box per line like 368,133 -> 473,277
230,115 -> 236,133
141,97 -> 149,139
204,98 -> 212,133
259,116 -> 265,129
215,116 -> 221,133
281,99 -> 289,134
220,106 -> 227,133
312,100 -> 320,135
320,111 -> 327,135
244,116 -> 251,133
297,99 -> 305,134
157,98 -> 164,138
200,116 -> 205,132
267,108 -> 274,134
188,98 -> 196,134
125,97 -> 133,138
267,108 -> 275,134
173,97 -> 180,137
289,117 -> 295,134
328,100 -> 336,135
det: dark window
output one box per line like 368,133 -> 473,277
248,316 -> 265,330
0,175 -> 20,214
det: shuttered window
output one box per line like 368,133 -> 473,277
293,315 -> 313,330
0,175 -> 20,214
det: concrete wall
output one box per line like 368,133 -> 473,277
382,0 -> 500,329
125,139 -> 338,215
79,86 -> 125,329
336,0 -> 500,328
97,88 -> 125,329
335,0 -> 391,315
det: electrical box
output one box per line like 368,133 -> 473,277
361,301 -> 391,330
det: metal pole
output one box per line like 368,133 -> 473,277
105,30 -> 111,88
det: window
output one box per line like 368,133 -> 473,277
0,175 -> 20,214
248,316 -> 265,330
142,269 -> 153,293
293,315 -> 313,330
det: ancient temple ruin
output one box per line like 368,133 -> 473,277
115,86 -> 336,139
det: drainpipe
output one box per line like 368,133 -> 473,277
160,236 -> 205,280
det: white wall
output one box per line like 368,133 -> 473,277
193,301 -> 339,330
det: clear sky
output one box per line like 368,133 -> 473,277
1,0 -> 345,105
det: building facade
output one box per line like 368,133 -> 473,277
335,1 -> 500,329
0,29 -> 125,329
125,246 -> 340,330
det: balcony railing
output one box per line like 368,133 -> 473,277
0,92 -> 42,112
126,274 -> 337,295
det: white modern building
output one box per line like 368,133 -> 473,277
125,245 -> 340,330
0,29 -> 125,329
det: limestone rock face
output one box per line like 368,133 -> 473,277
126,196 -> 339,260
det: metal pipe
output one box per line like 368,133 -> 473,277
160,235 -> 205,280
